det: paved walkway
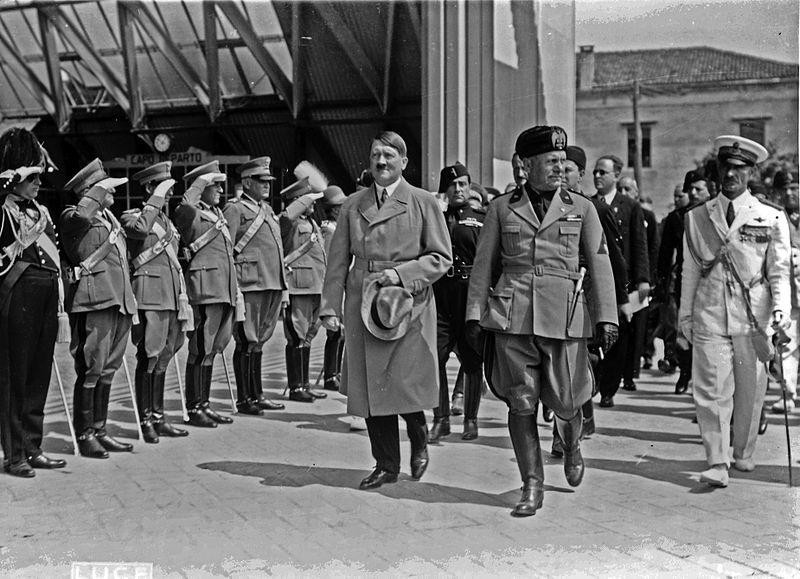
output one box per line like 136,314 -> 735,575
2,335 -> 799,577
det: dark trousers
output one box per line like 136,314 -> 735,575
598,317 -> 631,398
365,412 -> 427,475
624,309 -> 649,382
1,269 -> 58,463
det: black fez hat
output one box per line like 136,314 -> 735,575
773,170 -> 799,189
515,126 -> 567,159
565,146 -> 586,171
438,162 -> 470,193
682,169 -> 707,193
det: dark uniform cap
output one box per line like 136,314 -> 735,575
183,160 -> 226,183
132,161 -> 173,185
682,169 -> 707,193
236,156 -> 276,180
280,176 -> 313,200
438,162 -> 470,193
515,126 -> 568,159
322,185 -> 346,206
773,170 -> 799,189
64,158 -> 128,193
714,135 -> 768,167
565,146 -> 586,171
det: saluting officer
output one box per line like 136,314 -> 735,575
279,173 -> 328,402
173,161 -> 237,428
60,159 -> 137,458
319,185 -> 347,392
430,162 -> 486,442
223,157 -> 286,415
466,126 -> 618,516
121,162 -> 190,443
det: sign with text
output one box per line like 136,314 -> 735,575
71,562 -> 153,579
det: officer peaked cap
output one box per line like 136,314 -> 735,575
236,156 -> 276,180
132,161 -> 173,185
184,160 -> 226,183
515,126 -> 568,159
714,135 -> 768,166
64,158 -> 128,193
438,162 -> 470,193
280,176 -> 313,200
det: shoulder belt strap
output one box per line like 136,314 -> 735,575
74,213 -> 122,280
233,204 -> 268,256
131,221 -> 175,270
187,208 -> 231,256
283,220 -> 324,267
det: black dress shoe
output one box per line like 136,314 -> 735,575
96,430 -> 133,452
28,454 -> 67,469
323,377 -> 340,391
305,387 -> 327,399
429,419 -> 450,443
154,420 -> 189,437
78,432 -> 109,459
236,401 -> 264,416
203,404 -> 234,424
141,421 -> 159,444
410,451 -> 429,480
359,468 -> 398,490
599,396 -> 614,408
675,376 -> 689,394
186,408 -> 217,428
450,393 -> 464,416
289,388 -> 315,403
5,460 -> 35,478
621,380 -> 637,391
758,407 -> 768,435
564,447 -> 585,487
256,396 -> 285,410
511,482 -> 543,517
462,419 -> 478,440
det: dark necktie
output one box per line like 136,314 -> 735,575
378,188 -> 387,208
726,201 -> 735,227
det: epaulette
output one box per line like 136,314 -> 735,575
758,198 -> 783,211
227,197 -> 241,204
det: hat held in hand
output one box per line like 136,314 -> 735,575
361,276 -> 421,341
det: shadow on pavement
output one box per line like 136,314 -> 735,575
595,426 -> 703,446
197,460 -> 573,510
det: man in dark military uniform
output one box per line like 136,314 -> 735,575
279,175 -> 327,402
430,162 -> 486,442
60,159 -> 137,458
174,161 -> 237,428
466,126 -> 618,516
121,162 -> 190,443
223,157 -> 286,415
319,185 -> 347,392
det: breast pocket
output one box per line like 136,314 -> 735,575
559,224 -> 580,257
501,223 -> 523,257
290,266 -> 313,289
188,264 -> 218,301
235,258 -> 259,285
133,268 -> 162,306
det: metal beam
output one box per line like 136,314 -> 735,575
382,1 -> 396,116
40,6 -> 131,114
125,0 -> 211,110
291,1 -> 305,118
314,2 -> 382,110
203,1 -> 222,121
0,32 -> 56,118
216,1 -> 293,116
36,8 -> 70,130
405,0 -> 421,48
118,3 -> 145,128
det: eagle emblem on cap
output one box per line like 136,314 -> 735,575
732,141 -> 740,150
552,129 -> 566,150
450,168 -> 457,178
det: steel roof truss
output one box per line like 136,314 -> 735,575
0,31 -> 57,121
204,2 -> 222,121
36,8 -> 70,130
118,3 -> 145,128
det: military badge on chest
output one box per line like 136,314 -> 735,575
739,224 -> 771,244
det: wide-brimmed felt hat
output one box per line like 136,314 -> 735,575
361,276 -> 421,341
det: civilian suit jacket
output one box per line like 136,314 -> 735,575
598,192 -> 650,286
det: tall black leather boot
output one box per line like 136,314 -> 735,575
235,351 -> 262,415
451,368 -> 464,416
462,371 -> 483,440
152,372 -> 188,437
430,363 -> 452,443
94,381 -> 133,452
74,385 -> 108,459
581,399 -> 595,438
185,363 -> 216,428
557,411 -> 585,487
323,330 -> 342,391
288,346 -> 313,402
251,350 -> 284,410
507,412 -> 544,517
138,371 -> 159,443
202,362 -> 233,424
302,346 -> 327,399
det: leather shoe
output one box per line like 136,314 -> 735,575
359,468 -> 398,490
410,450 -> 429,480
323,377 -> 340,391
621,380 -> 637,391
462,419 -> 478,440
450,393 -> 464,416
96,430 -> 133,452
700,466 -> 729,487
675,376 -> 689,394
511,482 -> 543,517
203,404 -> 233,424
289,388 -> 315,403
4,460 -> 35,478
236,401 -> 264,416
28,454 -> 67,469
599,395 -> 614,408
758,407 -> 768,435
305,387 -> 327,399
154,420 -> 189,437
564,447 -> 585,487
542,406 -> 554,423
256,396 -> 285,410
77,432 -> 109,458
186,408 -> 217,428
141,421 -> 159,444
429,419 -> 450,443
733,458 -> 755,472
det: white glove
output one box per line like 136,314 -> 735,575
153,178 -> 176,199
0,166 -> 43,189
306,191 -> 325,201
322,315 -> 341,332
95,177 -> 120,191
191,172 -> 226,191
773,310 -> 792,332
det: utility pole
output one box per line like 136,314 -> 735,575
632,78 -> 643,191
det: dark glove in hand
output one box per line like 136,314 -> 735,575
598,322 -> 618,353
465,320 -> 484,356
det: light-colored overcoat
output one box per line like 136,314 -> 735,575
320,179 -> 452,417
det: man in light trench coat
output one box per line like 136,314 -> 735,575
320,131 -> 452,490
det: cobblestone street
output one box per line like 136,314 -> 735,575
2,335 -> 799,577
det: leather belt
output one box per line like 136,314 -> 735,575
446,264 -> 472,279
502,264 -> 583,280
353,257 -> 406,272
